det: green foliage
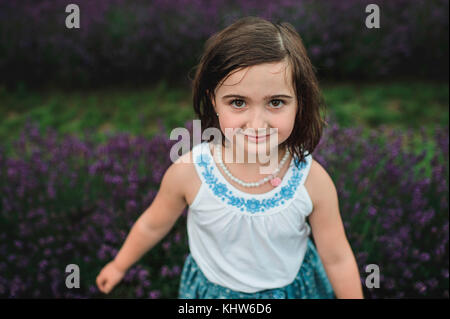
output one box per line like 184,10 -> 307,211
321,81 -> 449,129
0,80 -> 447,155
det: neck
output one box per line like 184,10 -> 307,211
218,143 -> 289,176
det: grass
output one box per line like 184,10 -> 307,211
0,80 -> 448,153
320,81 -> 449,129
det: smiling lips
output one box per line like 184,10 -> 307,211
245,134 -> 271,143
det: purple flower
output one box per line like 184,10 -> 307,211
403,269 -> 413,279
162,241 -> 171,251
160,265 -> 171,277
126,200 -> 138,213
419,252 -> 430,262
138,269 -> 149,281
149,290 -> 161,299
39,260 -> 49,270
1,114 -> 447,298
171,265 -> 181,275
415,282 -> 427,294
174,232 -> 181,243
14,241 -> 23,249
426,279 -> 438,289
135,286 -> 144,298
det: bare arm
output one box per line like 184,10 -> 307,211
112,157 -> 189,273
307,160 -> 364,299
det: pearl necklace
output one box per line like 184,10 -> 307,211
214,143 -> 290,188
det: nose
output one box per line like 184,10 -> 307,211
245,108 -> 270,135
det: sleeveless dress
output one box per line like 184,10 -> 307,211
178,142 -> 336,299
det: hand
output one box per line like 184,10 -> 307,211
96,260 -> 126,294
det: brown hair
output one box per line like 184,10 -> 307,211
190,16 -> 328,166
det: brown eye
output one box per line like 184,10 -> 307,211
270,99 -> 285,108
230,99 -> 246,108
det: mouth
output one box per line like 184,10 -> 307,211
245,134 -> 271,143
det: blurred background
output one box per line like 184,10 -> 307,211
0,0 -> 448,298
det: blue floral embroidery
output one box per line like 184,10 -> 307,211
195,152 -> 307,214
213,183 -> 228,197
245,199 -> 261,213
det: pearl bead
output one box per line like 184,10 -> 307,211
214,144 -> 289,188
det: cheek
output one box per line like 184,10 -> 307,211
272,116 -> 296,139
218,115 -> 240,140
219,116 -> 236,128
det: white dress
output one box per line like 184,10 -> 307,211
185,141 -> 315,293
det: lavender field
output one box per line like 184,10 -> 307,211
0,0 -> 448,88
0,118 -> 448,298
0,0 -> 448,300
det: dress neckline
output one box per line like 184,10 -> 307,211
204,142 -> 295,199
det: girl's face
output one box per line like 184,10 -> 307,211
211,60 -> 298,157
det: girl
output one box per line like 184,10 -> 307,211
96,16 -> 364,299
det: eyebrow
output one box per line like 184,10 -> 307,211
221,94 -> 294,101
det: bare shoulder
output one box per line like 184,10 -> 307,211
171,150 -> 202,206
169,150 -> 195,192
304,158 -> 338,209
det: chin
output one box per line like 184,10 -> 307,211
236,135 -> 281,157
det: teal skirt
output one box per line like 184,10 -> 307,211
178,238 -> 336,299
